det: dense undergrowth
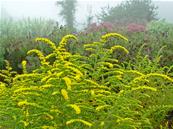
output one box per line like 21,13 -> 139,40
1,18 -> 173,71
0,33 -> 173,129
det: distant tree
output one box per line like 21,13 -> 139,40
98,0 -> 158,24
86,5 -> 94,26
56,0 -> 77,30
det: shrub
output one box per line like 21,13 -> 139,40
127,23 -> 146,32
0,33 -> 173,128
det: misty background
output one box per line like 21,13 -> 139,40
1,0 -> 173,29
1,0 -> 173,70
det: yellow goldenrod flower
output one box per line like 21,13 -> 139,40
84,42 -> 101,48
131,86 -> 157,92
13,73 -> 41,81
18,100 -> 28,107
22,92 -> 41,97
85,79 -> 100,87
100,121 -> 105,126
22,60 -> 27,73
124,70 -> 144,76
23,121 -> 29,127
50,108 -> 62,114
96,105 -> 110,111
52,91 -> 59,96
66,119 -> 92,127
41,72 -> 63,83
132,73 -> 173,84
39,85 -> 52,90
110,45 -> 129,54
64,61 -> 74,66
58,34 -> 78,49
41,75 -> 52,83
24,109 -> 29,117
102,71 -> 123,77
115,75 -> 123,80
0,73 -> 8,78
63,77 -> 72,90
35,37 -> 56,50
61,89 -> 69,100
17,100 -> 43,108
66,66 -> 83,77
43,113 -> 54,120
90,85 -> 110,90
101,33 -> 128,42
45,53 -> 56,60
68,104 -> 81,114
96,90 -> 111,95
74,74 -> 81,81
14,87 -> 39,94
27,49 -> 46,63
90,90 -> 95,96
146,73 -> 173,82
98,62 -> 114,68
116,117 -> 134,123
106,58 -> 119,63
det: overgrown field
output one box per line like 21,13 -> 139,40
0,32 -> 173,129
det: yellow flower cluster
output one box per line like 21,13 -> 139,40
65,66 -> 83,80
101,33 -> 128,42
131,86 -> 157,91
98,62 -> 114,68
18,100 -> 43,108
132,73 -> 173,84
61,89 -> 69,100
84,42 -> 101,48
68,104 -> 81,114
110,45 -> 129,54
35,37 -> 56,50
66,119 -> 92,127
27,49 -> 46,63
58,34 -> 77,49
96,105 -> 110,111
22,60 -> 27,73
63,77 -> 72,90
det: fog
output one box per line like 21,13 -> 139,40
1,0 -> 173,27
1,0 -> 120,25
155,1 -> 173,23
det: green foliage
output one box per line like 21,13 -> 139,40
125,20 -> 173,66
0,60 -> 17,87
0,33 -> 173,128
147,20 -> 173,33
1,15 -> 172,72
0,16 -> 57,71
99,0 -> 158,24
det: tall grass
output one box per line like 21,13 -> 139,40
0,16 -> 56,70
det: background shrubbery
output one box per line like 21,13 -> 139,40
1,15 -> 173,72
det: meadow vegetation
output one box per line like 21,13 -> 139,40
0,26 -> 173,128
0,1 -> 173,128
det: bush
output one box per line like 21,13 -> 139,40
0,33 -> 172,128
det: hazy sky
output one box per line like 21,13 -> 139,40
1,0 -> 120,24
1,0 -> 173,26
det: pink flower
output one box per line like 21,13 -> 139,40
85,22 -> 114,33
127,23 -> 146,32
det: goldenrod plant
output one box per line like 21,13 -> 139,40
0,33 -> 173,128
